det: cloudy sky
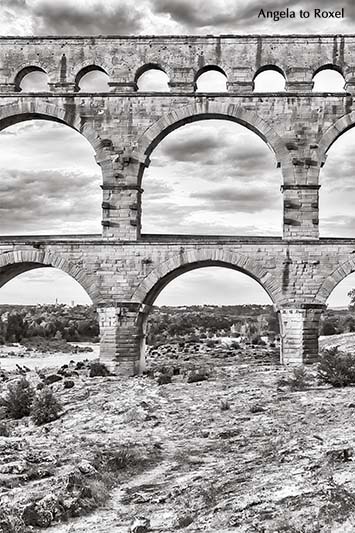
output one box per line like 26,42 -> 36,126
0,0 -> 354,307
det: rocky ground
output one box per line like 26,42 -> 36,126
1,343 -> 355,532
320,332 -> 355,353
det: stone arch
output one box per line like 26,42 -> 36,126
132,102 -> 290,181
0,100 -> 106,161
253,64 -> 286,92
253,64 -> 286,79
312,63 -> 344,78
194,65 -> 228,91
74,64 -> 109,92
0,250 -> 99,303
130,248 -> 279,305
14,65 -> 48,92
312,64 -> 346,93
315,258 -> 355,304
318,112 -> 355,165
134,63 -> 170,91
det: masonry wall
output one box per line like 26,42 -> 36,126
1,35 -> 355,373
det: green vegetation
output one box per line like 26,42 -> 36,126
318,347 -> 355,387
0,377 -> 62,424
0,377 -> 35,419
147,304 -> 280,345
31,387 -> 62,426
0,304 -> 99,345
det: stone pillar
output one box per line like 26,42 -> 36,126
285,67 -> 314,92
108,81 -> 136,92
282,184 -> 320,239
98,303 -> 144,376
48,82 -> 76,93
227,67 -> 254,93
168,67 -> 195,92
101,184 -> 142,240
279,305 -> 324,365
0,83 -> 16,93
97,150 -> 143,240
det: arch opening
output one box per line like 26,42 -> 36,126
75,66 -> 110,92
142,118 -> 282,236
253,66 -> 286,92
319,125 -> 355,237
195,66 -> 228,92
0,264 -> 93,304
0,119 -> 102,235
135,65 -> 170,92
312,66 -> 346,92
320,272 -> 355,348
138,264 -> 280,372
15,67 -> 49,92
0,265 -> 99,369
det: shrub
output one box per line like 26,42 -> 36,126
31,387 -> 62,425
0,378 -> 35,419
88,362 -> 110,377
93,446 -> 138,473
318,347 -> 355,387
289,366 -> 310,391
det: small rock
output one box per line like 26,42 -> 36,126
326,447 -> 353,462
22,495 -> 58,527
45,374 -> 63,385
250,403 -> 265,413
78,459 -> 97,476
175,515 -> 194,528
63,380 -> 75,389
129,516 -> 151,533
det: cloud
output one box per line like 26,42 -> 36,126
32,0 -> 144,34
0,168 -> 101,234
152,0 -> 355,30
152,0 -> 289,29
190,185 -> 278,213
0,0 -> 145,36
154,121 -> 276,184
161,131 -> 223,162
1,0 -> 355,37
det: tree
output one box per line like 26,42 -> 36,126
320,319 -> 337,336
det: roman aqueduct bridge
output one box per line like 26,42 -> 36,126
0,34 -> 355,373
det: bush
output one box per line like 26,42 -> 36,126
89,362 -> 110,377
0,378 -> 35,419
288,366 -> 310,391
93,447 -> 138,473
31,387 -> 62,425
318,347 -> 355,387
